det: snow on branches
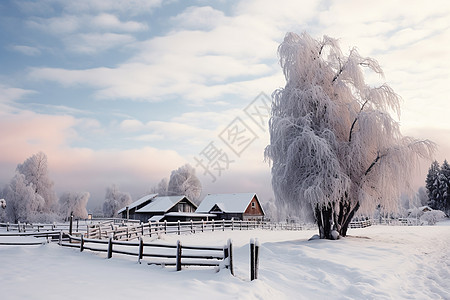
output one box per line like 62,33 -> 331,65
265,32 -> 435,239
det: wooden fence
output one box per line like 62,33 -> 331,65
59,232 -> 234,274
0,230 -> 60,245
86,219 -> 305,241
349,220 -> 372,228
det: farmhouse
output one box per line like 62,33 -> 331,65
118,193 -> 158,219
195,193 -> 265,221
132,195 -> 199,222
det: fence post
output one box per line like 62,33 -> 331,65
177,220 -> 181,235
148,221 -> 152,237
202,220 -> 204,232
228,239 -> 234,276
107,236 -> 113,259
138,237 -> 144,264
190,220 -> 194,233
69,214 -> 73,235
176,240 -> 182,271
250,238 -> 255,280
6,222 -> 9,232
254,238 -> 260,280
58,231 -> 62,246
212,220 -> 215,232
80,235 -> 84,252
231,219 -> 234,231
249,238 -> 260,281
222,219 -> 225,231
164,220 -> 167,234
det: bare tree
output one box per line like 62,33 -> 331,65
167,164 -> 202,204
265,32 -> 435,239
102,184 -> 132,217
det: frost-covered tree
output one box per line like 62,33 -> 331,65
59,192 -> 89,220
416,187 -> 429,207
167,164 -> 202,204
265,32 -> 435,239
102,184 -> 132,217
150,178 -> 169,196
16,152 -> 58,213
3,173 -> 45,223
0,198 -> 6,222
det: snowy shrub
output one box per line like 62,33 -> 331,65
420,210 -> 446,225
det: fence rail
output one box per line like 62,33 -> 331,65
84,219 -> 305,241
59,232 -> 233,273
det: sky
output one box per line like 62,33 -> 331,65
1,0 -> 449,210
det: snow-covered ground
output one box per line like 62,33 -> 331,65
1,220 -> 449,299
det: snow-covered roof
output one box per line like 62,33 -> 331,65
164,212 -> 216,218
196,193 -> 258,213
136,195 -> 190,213
117,193 -> 158,214
148,215 -> 164,222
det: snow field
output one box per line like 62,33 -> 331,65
0,221 -> 449,299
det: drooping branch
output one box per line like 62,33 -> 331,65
348,99 -> 369,142
332,58 -> 345,83
365,152 -> 387,176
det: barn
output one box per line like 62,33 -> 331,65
195,193 -> 265,221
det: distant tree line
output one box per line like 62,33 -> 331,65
150,164 -> 202,204
0,152 -> 202,223
426,160 -> 450,214
0,152 -> 89,223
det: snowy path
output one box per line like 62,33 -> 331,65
0,221 -> 449,299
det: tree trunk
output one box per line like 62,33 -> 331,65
315,200 -> 360,240
316,204 -> 333,239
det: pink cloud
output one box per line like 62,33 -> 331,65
0,110 -> 187,208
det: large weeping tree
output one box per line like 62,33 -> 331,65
265,32 -> 435,239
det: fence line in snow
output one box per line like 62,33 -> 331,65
85,219 -> 306,241
58,232 -> 234,274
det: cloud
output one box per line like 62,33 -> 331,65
17,0 -> 163,16
92,13 -> 148,32
170,6 -> 227,31
0,109 -> 187,207
56,0 -> 163,15
10,45 -> 41,56
65,32 -> 136,54
119,119 -> 145,132
128,134 -> 164,142
27,15 -> 81,35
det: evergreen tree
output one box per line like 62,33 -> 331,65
425,160 -> 440,209
440,160 -> 450,213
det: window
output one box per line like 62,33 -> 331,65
251,202 -> 255,209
